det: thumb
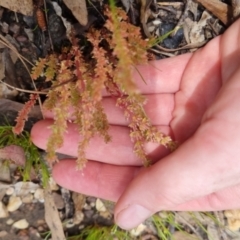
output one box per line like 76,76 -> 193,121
114,123 -> 240,229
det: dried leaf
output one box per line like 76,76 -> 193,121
197,0 -> 230,25
0,0 -> 33,16
186,11 -> 212,44
2,48 -> 21,88
63,0 -> 88,26
0,145 -> 26,166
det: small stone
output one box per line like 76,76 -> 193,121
66,219 -> 75,228
130,223 -> 146,237
13,219 -> 29,229
21,193 -> 33,203
7,196 -> 22,212
34,188 -> 44,202
95,198 -> 107,212
52,192 -> 64,209
73,211 -> 84,225
152,19 -> 161,26
158,211 -> 169,219
225,210 -> 240,231
5,187 -> 14,195
36,219 -> 46,226
0,231 -> 8,237
0,202 -> 9,218
6,218 -> 14,225
0,161 -> 11,182
29,227 -> 41,237
99,210 -> 112,219
79,224 -> 85,230
14,181 -> 39,196
83,203 -> 91,210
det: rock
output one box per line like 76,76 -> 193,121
7,196 -> 22,212
0,201 -> 9,218
6,218 -> 14,225
21,193 -> 33,203
14,181 -> 39,196
160,22 -> 184,49
34,188 -> 44,202
95,198 -> 107,212
225,210 -> 240,231
72,192 -> 86,213
0,231 -> 7,237
66,219 -> 75,228
5,187 -> 14,195
12,219 -> 29,229
0,161 -> 11,182
0,188 -> 7,202
73,211 -> 84,225
99,210 -> 112,219
130,223 -> 146,237
52,192 -> 64,209
101,199 -> 115,214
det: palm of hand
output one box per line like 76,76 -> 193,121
31,19 -> 240,229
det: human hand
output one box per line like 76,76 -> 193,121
31,19 -> 240,230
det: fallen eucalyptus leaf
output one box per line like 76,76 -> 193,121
0,0 -> 33,16
63,0 -> 88,26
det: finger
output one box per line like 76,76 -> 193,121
171,18 -> 240,143
220,18 -> 240,83
44,93 -> 175,126
31,120 -> 172,165
170,184 -> 240,211
114,121 -> 240,229
171,36 -> 222,143
52,159 -> 139,201
102,94 -> 174,126
53,158 -> 240,211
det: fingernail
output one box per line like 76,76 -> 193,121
115,204 -> 152,230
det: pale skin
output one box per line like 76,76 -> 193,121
31,19 -> 240,230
